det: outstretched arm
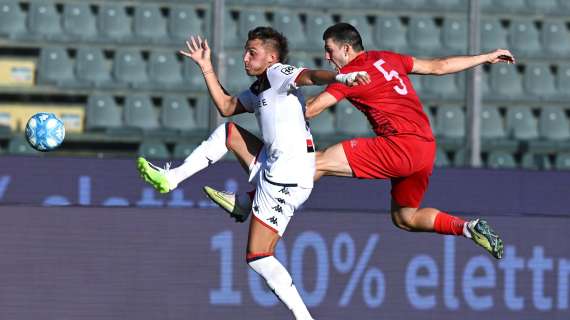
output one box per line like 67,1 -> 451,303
179,36 -> 246,117
295,69 -> 370,87
305,91 -> 338,119
411,48 -> 516,75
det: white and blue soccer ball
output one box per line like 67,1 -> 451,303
25,112 -> 65,151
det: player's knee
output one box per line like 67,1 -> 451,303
391,210 -> 415,231
225,121 -> 237,150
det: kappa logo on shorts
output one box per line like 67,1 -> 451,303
272,204 -> 283,214
278,187 -> 290,195
276,198 -> 286,204
267,216 -> 278,226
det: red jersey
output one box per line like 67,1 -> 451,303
325,50 -> 434,140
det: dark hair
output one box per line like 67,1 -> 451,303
247,26 -> 289,63
322,22 -> 364,52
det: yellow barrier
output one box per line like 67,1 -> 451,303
0,59 -> 35,86
0,105 -> 84,133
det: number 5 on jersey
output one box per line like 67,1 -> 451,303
373,59 -> 408,95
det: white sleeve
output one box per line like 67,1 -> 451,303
267,63 -> 307,94
237,89 -> 256,113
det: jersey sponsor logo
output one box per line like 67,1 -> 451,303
280,66 -> 295,75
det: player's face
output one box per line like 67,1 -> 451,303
243,39 -> 276,76
324,38 -> 349,72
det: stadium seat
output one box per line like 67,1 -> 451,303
487,150 -> 517,169
168,6 -> 204,43
480,105 -> 517,151
112,49 -> 148,88
374,16 -> 408,53
85,95 -> 122,131
287,53 -> 317,69
541,21 -> 570,58
192,95 -> 210,128
526,0 -> 557,13
305,12 -> 334,51
422,74 -> 460,100
221,10 -> 240,49
183,60 -> 207,92
442,17 -> 467,55
508,19 -> 541,58
231,112 -> 259,135
538,106 -> 570,141
272,10 -> 305,50
75,47 -> 112,88
63,3 -> 97,40
224,52 -> 254,93
423,107 -> 436,135
429,0 -> 468,11
124,95 -> 159,131
435,147 -> 451,167
173,142 -> 199,159
8,136 -> 37,155
496,0 -> 527,12
238,9 -> 270,40
138,141 -> 170,160
340,14 -> 374,49
506,106 -> 539,141
309,108 -> 335,138
521,153 -> 552,170
134,4 -> 167,43
489,64 -> 523,100
0,0 -> 27,38
480,18 -> 508,53
556,63 -> 570,100
160,95 -> 197,133
408,16 -> 441,56
559,0 -> 570,15
335,100 -> 370,136
148,51 -> 184,89
555,153 -> 570,170
523,63 -> 556,100
408,75 -> 425,97
37,47 -> 75,86
453,148 -> 467,167
399,0 -> 429,9
435,106 -> 465,147
98,3 -> 132,42
28,1 -> 62,39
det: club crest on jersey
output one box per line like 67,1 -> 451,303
280,65 -> 295,75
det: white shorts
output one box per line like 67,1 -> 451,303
248,147 -> 312,236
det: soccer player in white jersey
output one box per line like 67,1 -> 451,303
137,27 -> 368,320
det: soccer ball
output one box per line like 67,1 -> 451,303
25,112 -> 65,151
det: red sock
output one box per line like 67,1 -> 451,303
434,212 -> 465,236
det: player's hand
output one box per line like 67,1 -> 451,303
179,35 -> 212,69
487,49 -> 515,64
335,71 -> 370,87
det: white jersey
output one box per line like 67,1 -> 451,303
238,63 -> 315,188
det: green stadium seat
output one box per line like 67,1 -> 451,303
527,0 -> 558,13
86,95 -> 122,131
63,3 -> 97,41
496,0 -> 527,12
148,51 -> 184,89
305,12 -> 334,51
37,47 -> 75,86
435,105 -> 465,149
168,5 -> 205,43
238,9 -> 270,40
480,105 -> 518,151
98,4 -> 131,42
138,141 -> 170,160
541,21 -> 570,58
221,10 -> 241,49
160,95 -> 197,133
538,106 -> 570,141
112,49 -> 148,88
134,4 -> 167,43
28,1 -> 61,39
506,106 -> 538,141
374,16 -> 408,53
8,135 -> 38,155
408,16 -> 441,56
523,63 -> 556,100
273,10 -> 305,50
408,75 -> 425,98
508,19 -> 541,58
335,100 -> 370,136
442,17 -> 467,55
487,150 -> 517,169
422,74 -> 461,100
489,64 -> 523,100
124,95 -> 159,131
481,18 -> 508,53
75,47 -> 112,88
400,0 -> 429,9
555,152 -> 570,170
521,153 -> 552,170
430,0 -> 468,11
0,0 -> 27,38
556,63 -> 570,100
340,14 -> 374,49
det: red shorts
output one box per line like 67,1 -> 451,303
342,135 -> 436,208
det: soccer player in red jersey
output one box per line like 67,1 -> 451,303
206,23 -> 514,259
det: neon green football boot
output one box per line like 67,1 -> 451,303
137,157 -> 173,194
466,219 -> 504,259
203,186 -> 251,222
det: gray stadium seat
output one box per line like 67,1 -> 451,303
435,105 -> 465,141
538,106 -> 570,141
238,9 -> 270,40
521,153 -> 552,170
435,147 -> 451,167
124,95 -> 159,131
134,4 -> 167,43
98,4 -> 131,42
508,19 -> 541,58
138,141 -> 170,160
8,136 -> 38,155
160,95 -> 197,133
526,0 -> 557,13
37,47 -> 75,86
422,74 -> 460,100
409,75 -> 425,97
481,18 -> 508,53
487,150 -> 517,169
272,10 -> 305,50
183,60 -> 207,92
224,53 -> 254,92
168,6 -> 203,43
430,0 -> 468,11
63,3 -> 96,40
423,107 -> 436,135
288,53 -> 317,69
222,10 -> 240,49
556,63 -> 570,99
232,112 -> 259,135
86,95 -> 122,131
442,17 -> 467,55
28,1 -> 61,39
374,16 -> 408,53
480,105 -> 506,140
506,106 -> 539,140
523,63 -> 556,100
496,0 -> 527,12
173,142 -> 199,159
489,64 -> 523,100
340,14 -> 374,49
0,0 -> 26,38
148,51 -> 184,89
75,47 -> 112,88
400,0 -> 429,9
555,153 -> 570,170
305,12 -> 334,51
309,108 -> 335,137
335,100 -> 370,136
408,16 -> 441,56
192,95 -> 209,128
112,49 -> 148,88
541,21 -> 570,58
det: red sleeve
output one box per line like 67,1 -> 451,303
379,51 -> 414,74
325,82 -> 348,101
